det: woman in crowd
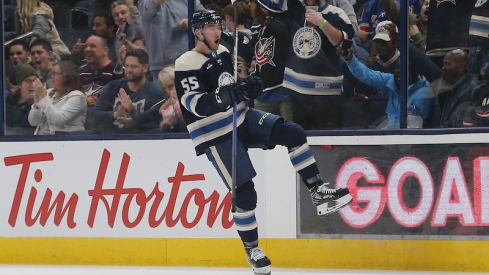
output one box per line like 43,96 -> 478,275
5,62 -> 38,135
28,60 -> 87,135
15,0 -> 70,61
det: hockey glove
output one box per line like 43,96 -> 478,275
243,75 -> 263,100
214,82 -> 246,111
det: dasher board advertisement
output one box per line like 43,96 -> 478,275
298,144 -> 489,239
0,140 -> 266,238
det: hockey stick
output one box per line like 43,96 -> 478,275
231,0 -> 239,213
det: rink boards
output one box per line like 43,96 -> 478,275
0,136 -> 488,272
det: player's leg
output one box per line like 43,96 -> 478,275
243,108 -> 352,216
204,140 -> 271,275
235,181 -> 271,275
268,119 -> 353,216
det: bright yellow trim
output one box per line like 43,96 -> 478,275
0,237 -> 488,272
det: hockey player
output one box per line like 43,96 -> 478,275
175,10 -> 353,275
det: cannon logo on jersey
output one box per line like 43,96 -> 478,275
218,72 -> 234,87
476,0 -> 488,7
293,27 -> 321,59
436,0 -> 456,7
215,72 -> 236,107
255,36 -> 276,67
243,35 -> 250,45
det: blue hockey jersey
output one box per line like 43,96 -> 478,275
78,61 -> 123,106
469,0 -> 489,47
251,15 -> 291,103
359,0 -> 421,34
175,45 -> 249,155
268,0 -> 355,96
426,0 -> 476,54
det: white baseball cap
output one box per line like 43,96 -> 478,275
373,20 -> 398,41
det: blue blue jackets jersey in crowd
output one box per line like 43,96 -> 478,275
270,0 -> 354,96
426,0 -> 476,54
346,57 -> 435,129
359,0 -> 421,34
78,61 -> 123,106
469,0 -> 489,47
251,15 -> 291,103
175,45 -> 249,155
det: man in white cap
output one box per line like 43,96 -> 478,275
355,20 -> 401,100
372,20 -> 400,71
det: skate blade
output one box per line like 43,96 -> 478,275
252,265 -> 271,275
316,194 -> 353,216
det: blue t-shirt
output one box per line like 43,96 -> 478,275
89,78 -> 163,133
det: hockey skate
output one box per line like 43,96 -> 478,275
245,246 -> 271,275
310,183 -> 353,216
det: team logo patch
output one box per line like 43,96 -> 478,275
218,72 -> 234,86
476,0 -> 488,7
436,0 -> 456,7
293,27 -> 322,59
83,82 -> 104,106
255,36 -> 276,67
243,35 -> 250,45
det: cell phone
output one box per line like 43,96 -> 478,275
116,21 -> 129,41
341,38 -> 353,53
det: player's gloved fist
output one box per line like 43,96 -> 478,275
243,75 -> 263,100
214,82 -> 246,111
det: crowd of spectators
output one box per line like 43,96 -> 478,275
3,0 -> 489,135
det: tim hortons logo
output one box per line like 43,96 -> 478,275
4,150 -> 234,229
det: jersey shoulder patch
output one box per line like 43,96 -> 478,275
175,45 -> 230,71
217,44 -> 229,54
175,51 -> 209,71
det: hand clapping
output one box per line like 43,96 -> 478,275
117,88 -> 134,113
33,78 -> 47,102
